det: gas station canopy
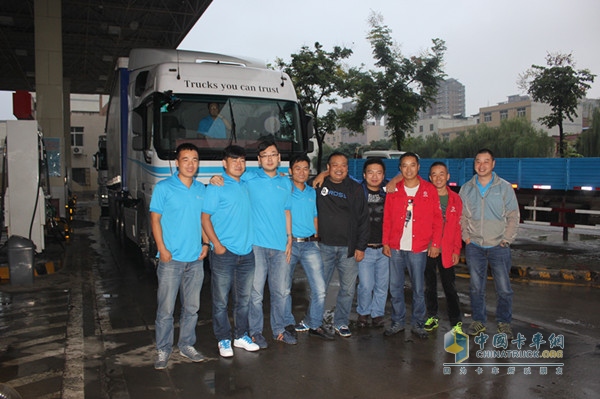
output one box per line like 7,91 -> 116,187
0,0 -> 213,94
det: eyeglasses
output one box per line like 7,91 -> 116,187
405,199 -> 414,227
259,153 -> 279,159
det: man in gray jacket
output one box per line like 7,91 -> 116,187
459,148 -> 519,339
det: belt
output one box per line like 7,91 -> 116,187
367,244 -> 384,249
293,236 -> 321,242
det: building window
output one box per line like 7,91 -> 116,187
419,125 -> 423,133
71,126 -> 84,146
500,110 -> 508,120
517,107 -> 526,117
484,112 -> 492,122
429,124 -> 434,131
72,167 -> 90,186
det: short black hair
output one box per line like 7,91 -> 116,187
223,145 -> 246,160
363,157 -> 386,174
429,161 -> 448,174
476,148 -> 495,160
290,153 -> 311,169
176,142 -> 199,159
399,151 -> 420,166
258,139 -> 278,154
327,151 -> 348,164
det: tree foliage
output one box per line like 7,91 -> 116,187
276,42 -> 353,172
339,12 -> 446,151
398,118 -> 555,158
577,108 -> 600,156
519,53 -> 595,157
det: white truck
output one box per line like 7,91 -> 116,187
104,48 -> 313,262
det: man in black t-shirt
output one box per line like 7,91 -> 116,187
356,158 -> 389,329
316,152 -> 369,338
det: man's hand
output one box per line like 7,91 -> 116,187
451,253 -> 460,266
213,243 -> 227,255
382,245 -> 391,258
199,245 -> 209,260
427,246 -> 440,258
159,249 -> 172,263
312,171 -> 329,188
354,249 -> 365,263
210,175 -> 224,186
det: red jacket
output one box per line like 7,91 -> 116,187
383,177 -> 442,253
441,189 -> 463,268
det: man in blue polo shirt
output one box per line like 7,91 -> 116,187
150,142 -> 208,370
202,145 -> 260,358
246,140 -> 295,348
285,154 -> 334,340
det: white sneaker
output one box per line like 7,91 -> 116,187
233,334 -> 260,352
218,339 -> 233,358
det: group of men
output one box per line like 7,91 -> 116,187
149,141 -> 519,370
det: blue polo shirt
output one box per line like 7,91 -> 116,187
149,172 -> 205,262
290,183 -> 318,238
202,173 -> 254,255
243,170 -> 292,251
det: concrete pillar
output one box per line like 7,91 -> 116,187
35,0 -> 67,217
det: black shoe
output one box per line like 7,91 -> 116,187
371,316 -> 385,328
357,314 -> 369,328
285,324 -> 298,339
309,326 -> 335,340
384,322 -> 405,336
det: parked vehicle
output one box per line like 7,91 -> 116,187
103,48 -> 313,261
362,150 -> 405,159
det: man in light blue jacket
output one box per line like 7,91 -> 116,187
459,148 -> 519,339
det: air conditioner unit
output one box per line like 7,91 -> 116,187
72,146 -> 84,155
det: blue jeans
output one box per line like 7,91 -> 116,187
210,249 -> 255,341
357,247 -> 390,318
155,259 -> 204,353
286,241 -> 327,329
320,244 -> 358,328
465,243 -> 513,324
389,250 -> 427,327
249,245 -> 292,337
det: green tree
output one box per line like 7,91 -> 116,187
364,138 -> 394,151
519,53 -> 595,157
339,12 -> 446,151
576,108 -> 600,156
276,43 -> 353,172
448,118 -> 554,158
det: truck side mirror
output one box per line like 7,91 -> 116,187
132,136 -> 144,151
132,111 -> 143,136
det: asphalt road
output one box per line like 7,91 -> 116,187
0,211 -> 599,398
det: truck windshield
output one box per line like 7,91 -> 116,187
154,95 -> 305,160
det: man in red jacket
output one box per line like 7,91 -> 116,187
383,152 -> 442,339
423,162 -> 463,334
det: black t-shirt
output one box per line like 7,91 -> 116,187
367,188 -> 384,244
317,180 -> 352,246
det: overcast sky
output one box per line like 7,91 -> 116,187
1,0 -> 598,120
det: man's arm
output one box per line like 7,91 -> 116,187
285,209 -> 292,263
151,212 -> 171,262
503,185 -> 520,244
354,184 -> 370,261
385,172 -> 402,193
201,212 -> 226,255
311,170 -> 329,188
459,187 -> 471,244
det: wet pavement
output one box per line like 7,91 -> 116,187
0,201 -> 599,398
